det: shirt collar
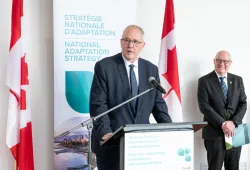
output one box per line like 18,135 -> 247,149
215,70 -> 228,79
122,55 -> 139,68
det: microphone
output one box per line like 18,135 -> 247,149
149,77 -> 166,94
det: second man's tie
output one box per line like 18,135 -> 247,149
219,76 -> 228,99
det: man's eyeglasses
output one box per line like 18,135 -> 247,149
216,59 -> 231,65
121,38 -> 143,46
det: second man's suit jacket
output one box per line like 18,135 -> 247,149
90,53 -> 172,153
197,71 -> 247,140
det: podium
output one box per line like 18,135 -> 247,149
101,122 -> 207,170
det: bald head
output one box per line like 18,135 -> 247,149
213,50 -> 232,76
215,50 -> 232,60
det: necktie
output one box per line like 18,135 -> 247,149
219,76 -> 228,99
129,64 -> 138,109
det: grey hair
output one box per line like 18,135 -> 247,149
122,25 -> 144,38
215,50 -> 232,60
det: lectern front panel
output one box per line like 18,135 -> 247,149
120,130 -> 194,170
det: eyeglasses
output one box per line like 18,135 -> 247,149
121,38 -> 143,46
216,59 -> 231,64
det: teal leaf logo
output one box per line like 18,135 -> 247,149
178,148 -> 184,156
177,147 -> 191,162
185,154 -> 191,162
65,71 -> 93,114
185,148 -> 190,154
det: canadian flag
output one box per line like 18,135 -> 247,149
158,0 -> 183,122
6,0 -> 34,169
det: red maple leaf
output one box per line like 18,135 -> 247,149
162,46 -> 181,103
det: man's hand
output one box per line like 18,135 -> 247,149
101,133 -> 113,141
222,121 -> 235,137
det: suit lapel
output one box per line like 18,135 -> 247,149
116,55 -> 131,99
136,59 -> 147,114
227,74 -> 233,102
210,71 -> 227,103
116,54 -> 135,118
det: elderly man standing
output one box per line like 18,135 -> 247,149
197,50 -> 247,170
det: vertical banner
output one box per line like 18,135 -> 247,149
53,0 -> 136,169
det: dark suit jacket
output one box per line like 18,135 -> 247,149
90,53 -> 172,153
197,71 -> 247,140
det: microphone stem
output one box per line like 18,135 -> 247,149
94,88 -> 154,121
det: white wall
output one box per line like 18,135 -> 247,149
138,0 -> 250,169
1,0 -> 250,170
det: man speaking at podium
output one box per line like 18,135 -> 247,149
90,25 -> 172,170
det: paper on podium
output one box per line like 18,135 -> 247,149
225,123 -> 250,150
